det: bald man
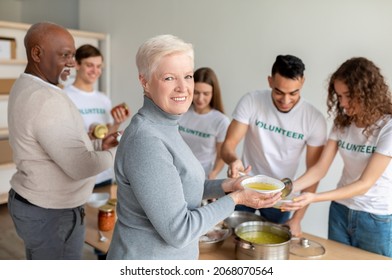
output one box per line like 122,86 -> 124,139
7,22 -> 118,260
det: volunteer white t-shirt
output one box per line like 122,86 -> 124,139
64,85 -> 113,131
232,89 -> 327,179
330,116 -> 392,214
179,106 -> 230,176
64,85 -> 114,184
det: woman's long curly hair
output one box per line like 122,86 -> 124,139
327,57 -> 392,137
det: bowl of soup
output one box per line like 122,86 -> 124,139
241,175 -> 284,194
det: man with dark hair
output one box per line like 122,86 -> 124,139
221,54 -> 327,236
64,44 -> 129,188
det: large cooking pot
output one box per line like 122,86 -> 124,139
234,221 -> 291,260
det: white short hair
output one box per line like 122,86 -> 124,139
136,34 -> 194,81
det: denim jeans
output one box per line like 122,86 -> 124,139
328,201 -> 392,257
235,205 -> 291,224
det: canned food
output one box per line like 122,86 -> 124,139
98,204 -> 115,231
111,102 -> 129,117
90,123 -> 108,139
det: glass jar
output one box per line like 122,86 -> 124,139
98,204 -> 115,231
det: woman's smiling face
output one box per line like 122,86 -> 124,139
143,53 -> 194,115
334,79 -> 361,117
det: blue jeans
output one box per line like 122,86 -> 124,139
328,201 -> 392,257
235,205 -> 291,224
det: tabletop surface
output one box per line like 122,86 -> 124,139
84,184 -> 391,260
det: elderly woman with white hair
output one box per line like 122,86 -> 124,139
106,34 -> 281,260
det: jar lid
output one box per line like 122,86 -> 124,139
93,124 -> 108,139
98,204 -> 114,212
107,198 -> 117,206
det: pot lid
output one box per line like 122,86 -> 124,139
290,237 -> 326,258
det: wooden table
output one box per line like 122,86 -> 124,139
199,233 -> 390,260
84,184 -> 391,260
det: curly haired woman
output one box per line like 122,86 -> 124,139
283,57 -> 392,257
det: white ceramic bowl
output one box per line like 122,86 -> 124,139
86,192 -> 110,208
241,175 -> 284,194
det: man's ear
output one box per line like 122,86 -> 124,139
31,45 -> 42,62
301,76 -> 305,85
267,75 -> 273,88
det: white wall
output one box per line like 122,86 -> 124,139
2,0 -> 392,239
20,0 -> 79,29
0,0 -> 79,29
0,0 -> 22,22
78,0 -> 392,238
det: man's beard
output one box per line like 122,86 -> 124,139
58,68 -> 72,88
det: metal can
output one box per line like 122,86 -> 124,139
98,204 -> 115,231
90,123 -> 109,139
111,102 -> 129,117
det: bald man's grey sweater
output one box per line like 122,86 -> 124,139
107,96 -> 235,260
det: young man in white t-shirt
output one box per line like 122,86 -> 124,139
64,45 -> 130,187
221,55 -> 327,236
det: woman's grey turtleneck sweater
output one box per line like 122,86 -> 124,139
107,96 -> 235,260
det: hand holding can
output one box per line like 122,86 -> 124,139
89,123 -> 109,139
111,102 -> 129,124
